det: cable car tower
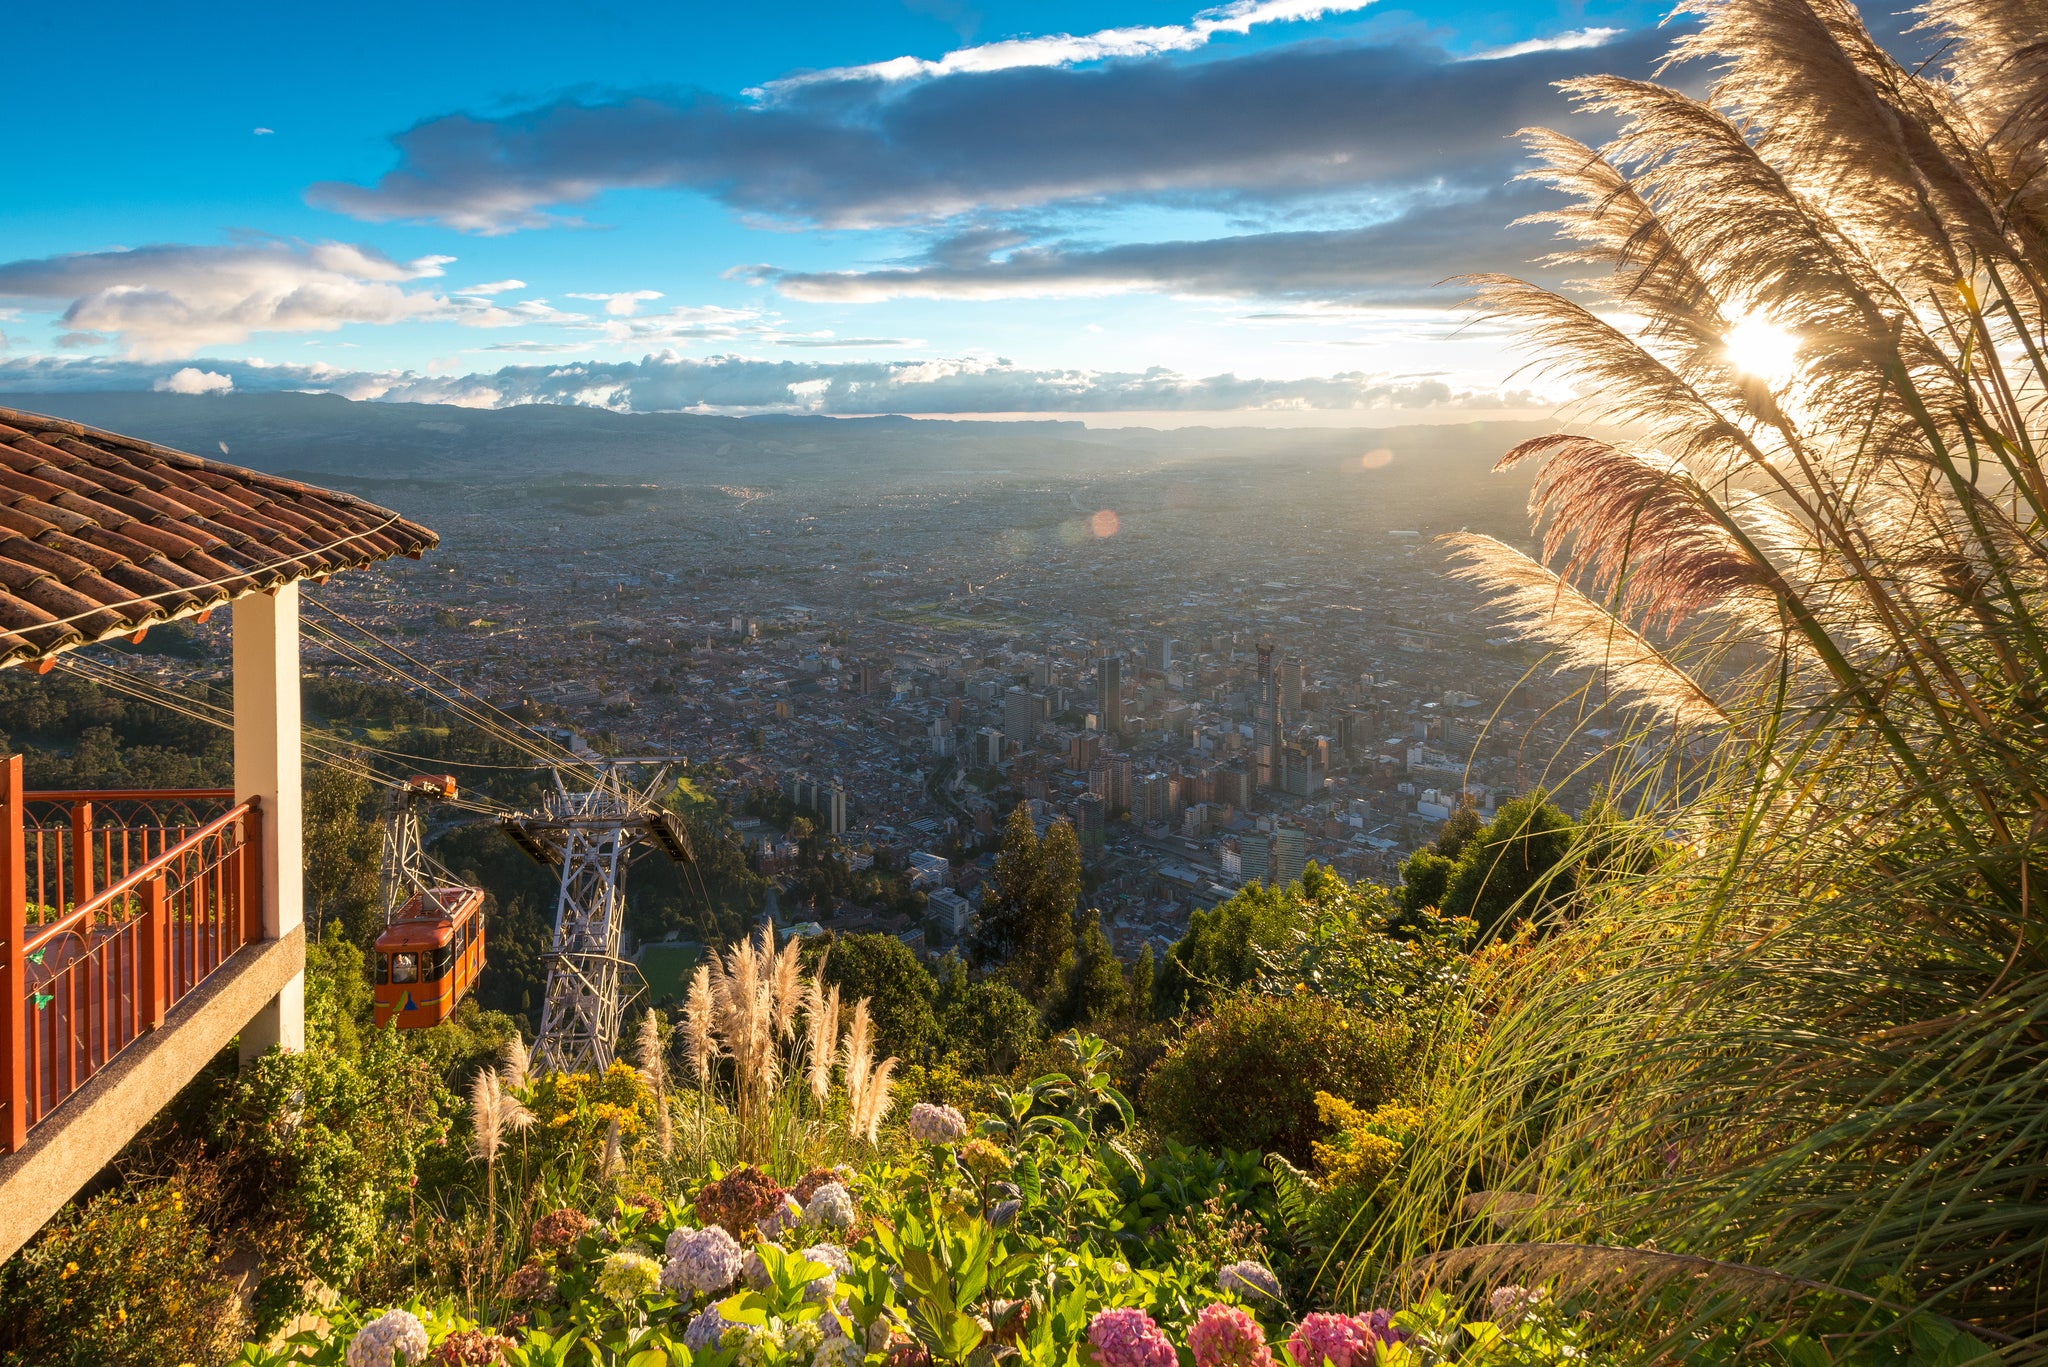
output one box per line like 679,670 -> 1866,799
503,760 -> 696,1074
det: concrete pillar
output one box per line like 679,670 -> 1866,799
233,583 -> 304,1060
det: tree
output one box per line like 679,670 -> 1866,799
815,932 -> 938,1061
973,805 -> 1083,1002
1127,943 -> 1154,1014
302,765 -> 381,943
1042,912 -> 1129,1031
933,957 -> 1041,1076
1438,792 -> 1577,934
1395,848 -> 1454,918
1153,880 -> 1300,1016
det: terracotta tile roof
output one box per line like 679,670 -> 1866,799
0,404 -> 438,669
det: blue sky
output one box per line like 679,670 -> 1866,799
0,0 -> 1685,422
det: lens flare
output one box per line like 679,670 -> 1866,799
1359,448 -> 1392,471
1090,509 -> 1119,537
1724,315 -> 1800,386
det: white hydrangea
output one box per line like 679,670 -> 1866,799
803,1181 -> 857,1230
814,1337 -> 865,1367
781,1318 -> 826,1360
663,1224 -> 744,1295
345,1309 -> 430,1367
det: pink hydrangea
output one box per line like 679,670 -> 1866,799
1283,1312 -> 1403,1367
1088,1308 -> 1178,1367
1190,1303 -> 1272,1367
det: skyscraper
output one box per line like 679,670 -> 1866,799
1147,636 -> 1174,672
1273,825 -> 1309,886
1088,754 -> 1132,814
1003,686 -> 1042,744
1074,793 -> 1107,851
1280,654 -> 1304,715
1253,641 -> 1278,789
1096,654 -> 1124,735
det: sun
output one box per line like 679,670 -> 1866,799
1724,314 -> 1801,387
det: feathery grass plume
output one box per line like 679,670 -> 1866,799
852,1055 -> 898,1145
771,932 -> 804,1040
684,963 -> 720,1086
601,1116 -> 621,1181
1378,0 -> 2048,1355
806,977 -> 840,1105
469,1068 -> 508,1167
635,1010 -> 672,1159
502,1034 -> 530,1092
840,998 -> 876,1140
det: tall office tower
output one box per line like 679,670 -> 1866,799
1096,654 -> 1124,735
1074,792 -> 1107,851
1273,824 -> 1309,886
978,726 -> 1007,767
1280,654 -> 1304,715
1279,744 -> 1322,799
825,785 -> 848,837
1069,730 -> 1104,773
1088,755 -> 1132,814
1003,687 -> 1042,744
1147,636 -> 1174,672
1253,641 -> 1278,789
1338,706 -> 1377,759
1239,832 -> 1271,886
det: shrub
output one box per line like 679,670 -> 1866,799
1141,991 -> 1410,1163
0,1167 -> 245,1367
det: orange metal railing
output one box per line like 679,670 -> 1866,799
0,755 -> 262,1151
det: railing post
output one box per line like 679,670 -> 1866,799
241,800 -> 263,948
2,755 -> 24,1151
140,877 -> 166,1031
70,800 -> 93,931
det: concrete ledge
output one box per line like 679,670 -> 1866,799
0,924 -> 305,1262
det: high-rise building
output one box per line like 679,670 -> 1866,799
1147,636 -> 1174,672
1096,655 -> 1124,736
1074,792 -> 1107,851
1069,730 -> 1104,773
824,785 -> 848,837
1088,754 -> 1132,814
1280,744 -> 1323,799
1253,642 -> 1278,789
1273,825 -> 1309,886
1003,687 -> 1043,744
1239,832 -> 1270,886
928,887 -> 974,943
978,726 -> 1007,767
1280,654 -> 1304,714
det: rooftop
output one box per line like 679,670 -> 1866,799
0,405 -> 437,669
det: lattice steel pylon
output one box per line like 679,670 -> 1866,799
377,775 -> 460,930
503,760 -> 695,1075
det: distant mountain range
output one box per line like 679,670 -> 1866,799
0,391 -> 1556,511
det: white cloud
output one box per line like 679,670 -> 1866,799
154,366 -> 234,394
253,127 -> 274,136
457,278 -> 527,295
753,0 -> 1378,95
1466,27 -> 1623,61
567,289 -> 666,316
0,239 -> 531,359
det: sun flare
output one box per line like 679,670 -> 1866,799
1724,314 -> 1801,386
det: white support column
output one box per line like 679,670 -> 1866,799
233,583 -> 304,1061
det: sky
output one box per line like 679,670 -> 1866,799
0,0 -> 1693,424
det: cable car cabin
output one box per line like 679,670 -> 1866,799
372,887 -> 487,1028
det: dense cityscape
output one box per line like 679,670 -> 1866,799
227,409 -> 1631,969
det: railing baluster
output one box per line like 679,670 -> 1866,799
2,755 -> 23,1152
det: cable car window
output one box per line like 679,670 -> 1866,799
375,953 -> 391,985
429,946 -> 453,980
393,952 -> 418,984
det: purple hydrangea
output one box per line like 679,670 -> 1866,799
804,1181 -> 857,1230
1088,1308 -> 1178,1367
907,1102 -> 969,1144
345,1309 -> 429,1367
1219,1261 -> 1284,1304
663,1224 -> 744,1295
685,1303 -> 737,1352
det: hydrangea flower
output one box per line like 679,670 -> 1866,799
959,1138 -> 1010,1179
1219,1261 -> 1284,1304
1487,1286 -> 1542,1324
503,1258 -> 555,1304
814,1338 -> 865,1367
685,1304 -> 735,1352
1284,1312 -> 1404,1367
804,1181 -> 858,1230
800,1242 -> 852,1300
742,1242 -> 783,1291
781,1318 -> 827,1360
1087,1308 -> 1178,1367
596,1250 -> 663,1305
1190,1303 -> 1272,1367
663,1224 -> 744,1295
346,1309 -> 430,1367
906,1102 -> 969,1144
695,1165 -> 787,1237
431,1328 -> 517,1366
759,1192 -> 807,1240
530,1207 -> 593,1251
729,1322 -> 777,1367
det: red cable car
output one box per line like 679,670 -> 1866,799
370,775 -> 487,1029
372,885 -> 487,1028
